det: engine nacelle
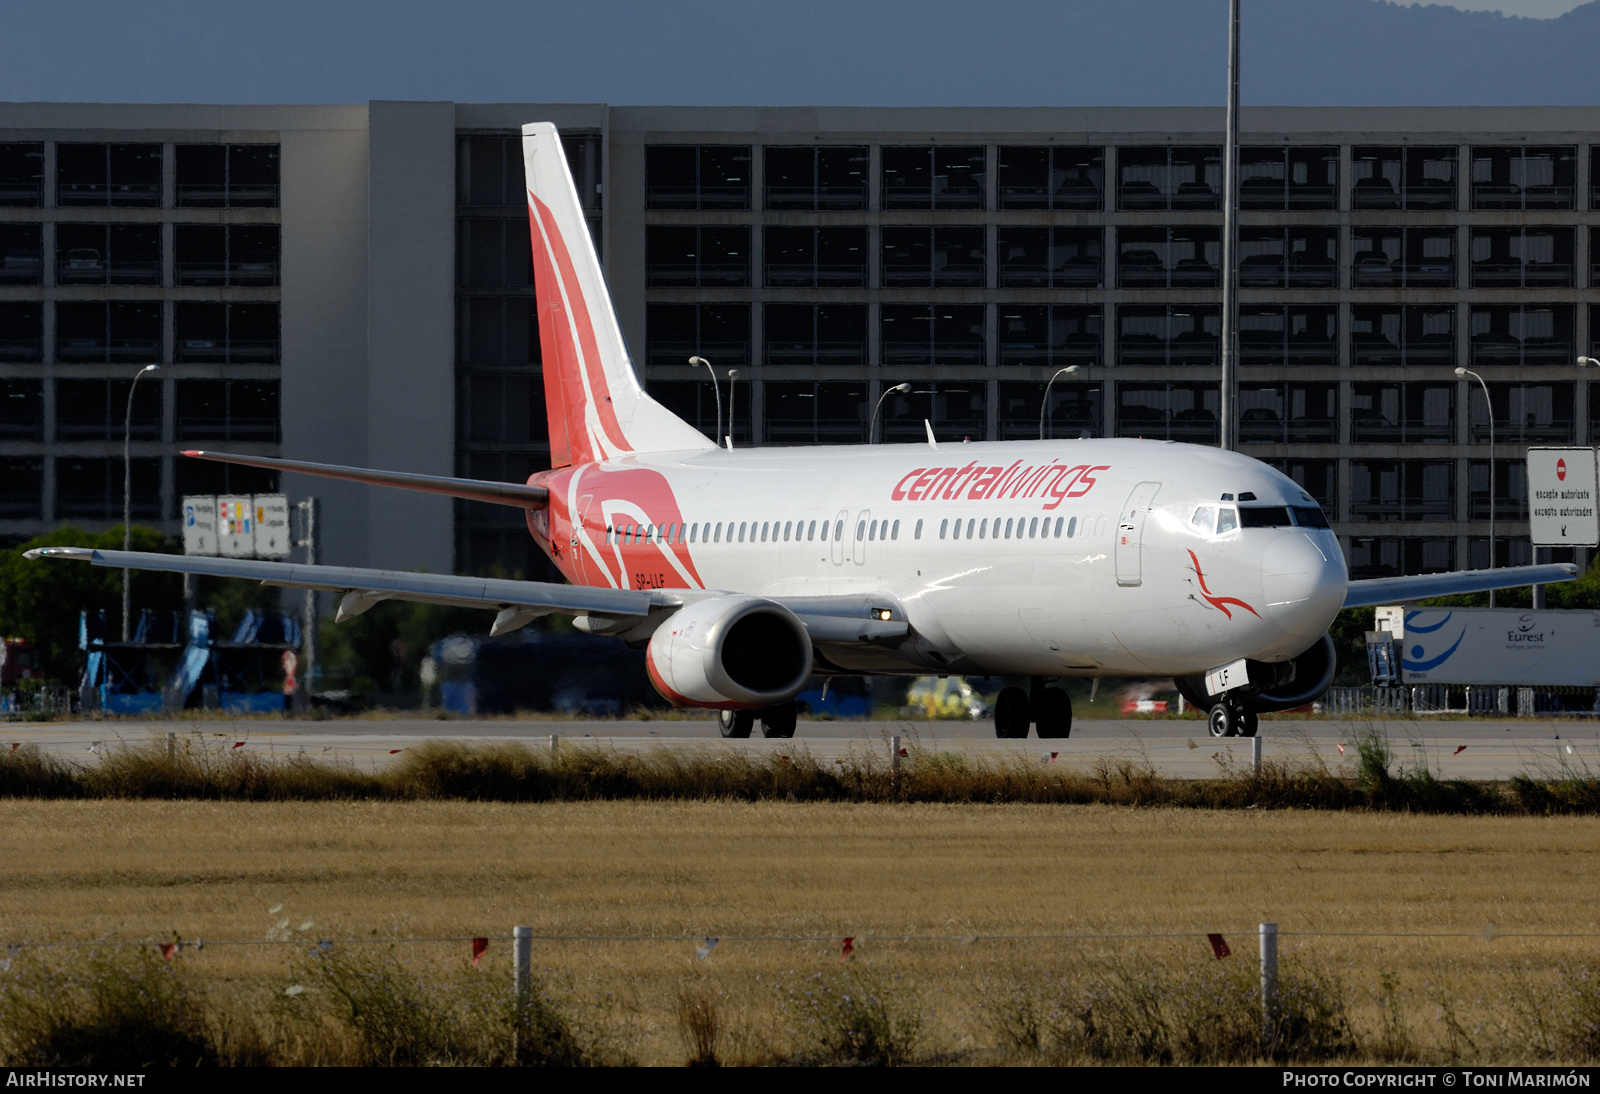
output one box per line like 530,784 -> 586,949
645,595 -> 812,710
1173,632 -> 1337,715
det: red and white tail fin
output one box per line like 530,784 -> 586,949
522,123 -> 713,467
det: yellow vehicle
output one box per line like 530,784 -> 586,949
904,676 -> 990,721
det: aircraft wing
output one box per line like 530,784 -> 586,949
181,450 -> 548,509
1343,563 -> 1579,609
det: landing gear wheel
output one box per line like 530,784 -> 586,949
1035,687 -> 1073,739
718,710 -> 754,739
994,686 -> 1032,739
759,701 -> 797,739
1207,703 -> 1236,738
1237,710 -> 1259,738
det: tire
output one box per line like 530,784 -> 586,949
994,686 -> 1031,739
1207,703 -> 1236,738
718,710 -> 754,739
1035,687 -> 1073,739
1237,710 -> 1259,738
759,701 -> 797,739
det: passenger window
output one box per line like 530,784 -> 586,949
1029,517 -> 1038,538
868,521 -> 877,542
1191,507 -> 1215,534
835,519 -> 844,540
966,518 -> 975,539
891,519 -> 900,540
915,519 -> 923,540
763,522 -> 771,542
808,520 -> 817,540
688,524 -> 696,543
979,518 -> 988,539
1004,518 -> 1014,539
1067,517 -> 1076,537
939,518 -> 948,539
1216,508 -> 1238,534
820,520 -> 829,542
951,517 -> 961,540
739,522 -> 747,542
1053,517 -> 1063,537
856,519 -> 866,541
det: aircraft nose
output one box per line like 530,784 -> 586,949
1262,532 -> 1347,638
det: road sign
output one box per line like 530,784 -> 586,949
253,495 -> 291,557
181,496 -> 217,556
217,495 -> 255,557
1526,447 -> 1600,547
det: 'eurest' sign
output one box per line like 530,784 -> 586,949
1527,447 -> 1600,547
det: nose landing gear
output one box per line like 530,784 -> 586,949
1206,698 -> 1258,739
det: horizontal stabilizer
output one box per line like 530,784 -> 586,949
181,450 -> 548,509
1344,563 -> 1578,609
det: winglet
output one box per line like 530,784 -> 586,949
924,420 -> 938,450
23,547 -> 95,561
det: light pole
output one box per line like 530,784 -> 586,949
688,356 -> 721,448
725,369 -> 740,449
1219,0 -> 1241,451
870,383 -> 912,445
1457,366 -> 1495,606
122,363 -> 160,640
1038,365 -> 1081,440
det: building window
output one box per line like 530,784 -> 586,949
648,379 -> 751,444
998,305 -> 1102,369
1351,228 -> 1455,288
0,224 -> 42,285
1265,458 -> 1338,514
881,146 -> 986,210
763,146 -> 868,210
174,225 -> 279,286
462,373 -> 545,446
55,224 -> 161,286
0,380 -> 42,441
1001,380 -> 1102,440
175,380 -> 280,442
56,144 -> 162,208
1236,227 -> 1337,288
1349,461 -> 1455,522
1239,383 -> 1338,444
881,226 -> 985,288
1469,227 -> 1574,289
458,135 -> 601,247
1587,381 -> 1600,444
1351,147 -> 1457,210
880,305 -> 985,368
56,301 -> 162,363
175,458 -> 277,507
1471,146 -> 1575,210
55,457 -> 162,520
1468,537 -> 1533,571
998,227 -> 1101,288
1351,306 -> 1454,368
764,381 -> 869,444
0,302 -> 41,362
645,303 -> 751,370
1469,305 -> 1573,368
996,146 -> 1103,210
175,302 -> 279,364
0,458 -> 42,519
1468,460 -> 1528,522
1117,227 -> 1220,289
175,144 -> 280,208
645,226 -> 750,287
1239,147 -> 1338,210
1467,383 -> 1574,444
55,378 -> 162,441
1115,382 -> 1218,444
763,226 -> 867,288
1116,306 -> 1220,368
1117,146 -> 1221,211
459,297 -> 538,366
457,217 -> 531,288
1350,383 -> 1455,445
645,145 -> 751,210
1239,306 -> 1336,368
0,144 -> 43,207
881,382 -> 986,443
764,304 -> 866,368
1348,537 -> 1456,579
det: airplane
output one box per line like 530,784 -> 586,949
27,122 -> 1577,741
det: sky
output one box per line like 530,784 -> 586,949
0,0 -> 1598,107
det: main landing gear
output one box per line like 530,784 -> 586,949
1206,697 -> 1259,739
718,700 -> 797,739
994,678 -> 1073,739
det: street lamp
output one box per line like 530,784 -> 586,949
122,363 -> 160,640
688,356 -> 721,449
1457,366 -> 1495,606
870,383 -> 912,445
1038,365 -> 1082,440
725,369 -> 740,449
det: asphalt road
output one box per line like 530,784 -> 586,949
6,715 -> 1598,780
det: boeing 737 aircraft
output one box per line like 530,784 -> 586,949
27,123 -> 1577,740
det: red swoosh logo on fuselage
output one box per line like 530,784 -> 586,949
1186,549 -> 1260,620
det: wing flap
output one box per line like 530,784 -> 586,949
1343,563 -> 1579,609
181,450 -> 548,509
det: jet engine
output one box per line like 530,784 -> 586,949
645,595 -> 813,710
1173,632 -> 1337,715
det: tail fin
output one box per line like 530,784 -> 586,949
522,123 -> 713,467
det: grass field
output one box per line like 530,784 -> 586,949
3,798 -> 1600,1064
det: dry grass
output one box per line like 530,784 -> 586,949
2,798 -> 1600,1063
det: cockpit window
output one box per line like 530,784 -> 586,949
1190,506 -> 1215,533
1215,507 -> 1238,534
1238,506 -> 1293,528
1292,506 -> 1330,529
